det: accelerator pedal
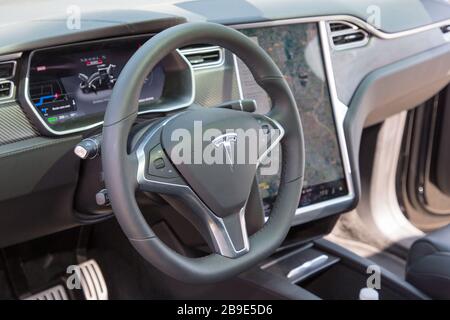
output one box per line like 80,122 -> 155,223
76,259 -> 108,300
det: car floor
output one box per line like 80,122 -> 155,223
326,211 -> 407,279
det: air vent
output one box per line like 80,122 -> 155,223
0,81 -> 13,100
328,21 -> 369,50
329,21 -> 356,32
0,61 -> 16,79
180,45 -> 224,69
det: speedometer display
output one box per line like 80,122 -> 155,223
28,35 -> 165,129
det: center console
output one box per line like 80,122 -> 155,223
240,238 -> 428,300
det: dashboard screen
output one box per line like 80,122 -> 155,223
237,23 -> 348,209
28,36 -> 165,129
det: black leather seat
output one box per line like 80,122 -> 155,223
406,224 -> 450,299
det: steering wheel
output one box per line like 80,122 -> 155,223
102,22 -> 305,283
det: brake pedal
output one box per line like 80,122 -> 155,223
23,259 -> 107,300
76,259 -> 108,300
25,285 -> 68,300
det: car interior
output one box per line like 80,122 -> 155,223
0,0 -> 450,300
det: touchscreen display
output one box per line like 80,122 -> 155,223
237,23 -> 348,209
28,36 -> 165,128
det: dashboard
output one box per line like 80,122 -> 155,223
0,0 -> 449,248
14,20 -> 354,225
24,22 -> 351,217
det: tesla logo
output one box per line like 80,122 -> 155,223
212,133 -> 237,168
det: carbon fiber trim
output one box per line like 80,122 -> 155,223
0,102 -> 38,145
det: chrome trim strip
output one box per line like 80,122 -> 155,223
231,15 -> 450,40
136,117 -> 184,188
287,254 -> 329,279
256,116 -> 285,166
23,44 -> 195,135
233,54 -> 244,99
180,45 -> 225,70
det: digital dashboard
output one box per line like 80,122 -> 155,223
28,36 -> 165,128
25,35 -> 194,134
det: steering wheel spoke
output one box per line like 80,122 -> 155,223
133,118 -> 188,194
211,208 -> 250,257
161,188 -> 251,258
248,113 -> 285,168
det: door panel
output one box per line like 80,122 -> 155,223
398,84 -> 450,231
